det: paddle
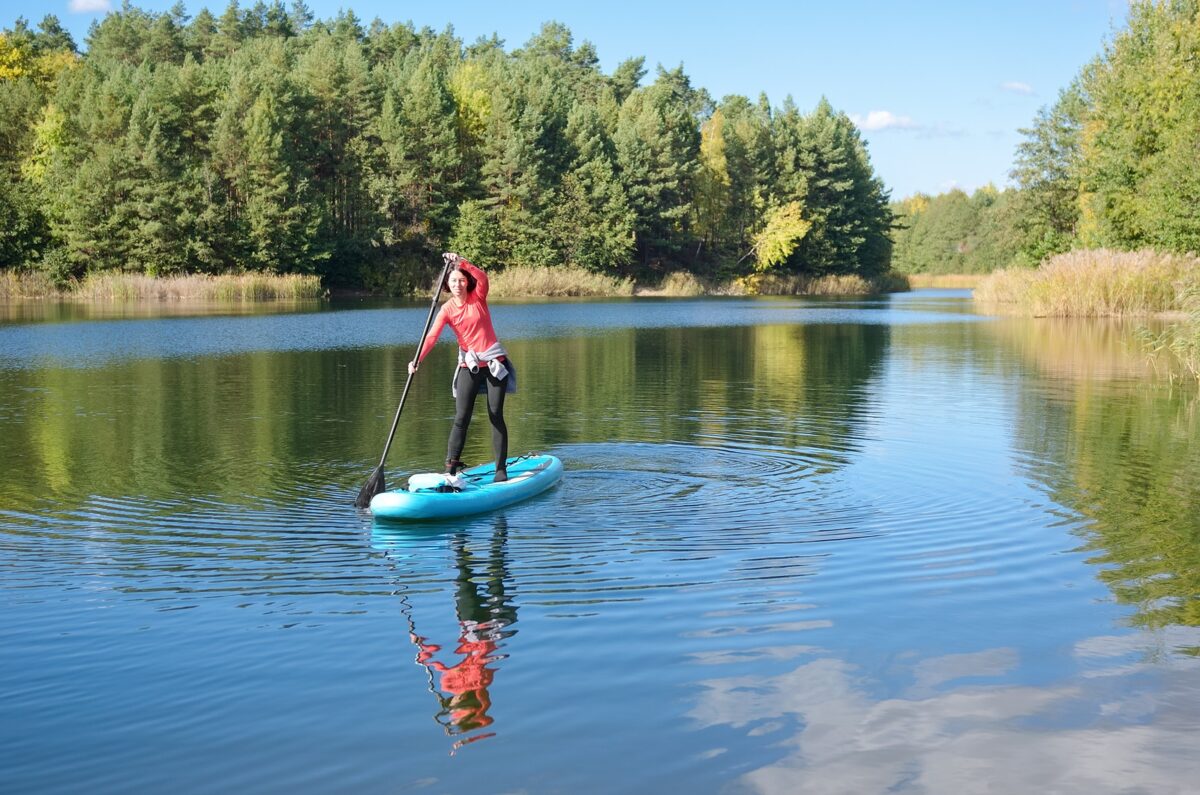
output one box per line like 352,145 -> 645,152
354,256 -> 454,508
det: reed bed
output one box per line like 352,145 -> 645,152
906,273 -> 983,289
71,272 -> 325,302
487,265 -> 635,298
974,249 -> 1200,317
0,270 -> 58,299
1139,287 -> 1200,381
635,271 -> 708,297
718,271 -> 907,296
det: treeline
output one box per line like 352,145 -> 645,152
892,0 -> 1200,276
0,3 -> 893,293
891,187 -> 1020,275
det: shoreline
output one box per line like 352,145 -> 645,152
2,269 -> 915,303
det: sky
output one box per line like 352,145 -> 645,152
3,0 -> 1131,200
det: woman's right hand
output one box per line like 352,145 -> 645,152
408,361 -> 418,374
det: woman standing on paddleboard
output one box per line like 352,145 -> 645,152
409,253 -> 515,483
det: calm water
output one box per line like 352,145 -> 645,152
2,291 -> 1199,794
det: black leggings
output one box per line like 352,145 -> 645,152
447,366 -> 509,469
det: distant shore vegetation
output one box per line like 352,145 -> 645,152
0,3 -> 894,295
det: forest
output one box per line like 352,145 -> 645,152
0,2 -> 893,294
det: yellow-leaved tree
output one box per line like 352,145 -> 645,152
0,33 -> 29,81
747,201 -> 812,271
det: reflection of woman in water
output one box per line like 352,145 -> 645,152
405,519 -> 517,751
411,621 -> 499,739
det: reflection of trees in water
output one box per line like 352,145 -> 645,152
1016,377 -> 1200,644
973,315 -> 1200,642
985,317 -> 1160,383
404,518 -> 517,753
521,322 -> 890,461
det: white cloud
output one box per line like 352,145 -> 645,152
688,642 -> 1200,795
1001,81 -> 1034,95
850,110 -> 919,131
69,0 -> 112,12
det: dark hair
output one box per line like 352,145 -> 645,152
441,267 -> 477,295
442,266 -> 477,294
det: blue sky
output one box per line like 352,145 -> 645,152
5,0 -> 1129,199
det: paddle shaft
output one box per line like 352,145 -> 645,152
374,260 -> 452,469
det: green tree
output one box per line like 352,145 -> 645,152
1011,81 -> 1086,264
614,65 -> 700,265
779,98 -> 891,276
1080,0 -> 1200,253
369,45 -> 461,253
549,101 -> 635,270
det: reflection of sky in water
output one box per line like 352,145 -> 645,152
690,628 -> 1200,793
0,296 -> 986,370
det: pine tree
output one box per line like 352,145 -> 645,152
369,47 -> 461,254
614,66 -> 700,265
783,99 -> 891,276
549,101 -> 635,270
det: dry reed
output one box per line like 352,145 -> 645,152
974,249 -> 1200,317
1138,286 -> 1200,381
635,271 -> 708,297
70,272 -> 325,302
487,265 -> 635,298
0,270 -> 57,299
723,272 -> 904,296
906,273 -> 983,289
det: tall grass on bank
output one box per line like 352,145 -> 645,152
1139,287 -> 1200,382
487,265 -> 635,298
974,249 -> 1200,317
71,272 -> 325,302
905,273 -> 983,289
635,271 -> 708,297
0,270 -> 57,299
722,271 -> 909,296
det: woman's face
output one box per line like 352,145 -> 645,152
447,270 -> 469,298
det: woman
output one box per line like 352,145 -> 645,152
409,253 -> 515,482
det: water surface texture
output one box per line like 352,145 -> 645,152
2,291 -> 1199,794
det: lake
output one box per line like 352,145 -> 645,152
2,290 -> 1198,794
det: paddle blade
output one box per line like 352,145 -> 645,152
355,466 -> 386,509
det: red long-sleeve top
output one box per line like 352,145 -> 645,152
415,259 -> 504,365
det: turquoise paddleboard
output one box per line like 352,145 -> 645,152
370,454 -> 563,520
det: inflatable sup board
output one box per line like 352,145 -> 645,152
370,453 -> 562,520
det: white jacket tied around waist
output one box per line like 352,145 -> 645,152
452,343 -> 516,397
